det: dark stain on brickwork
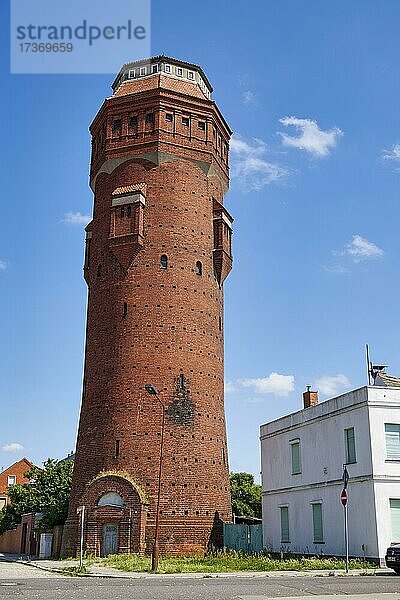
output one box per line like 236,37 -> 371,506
166,374 -> 195,426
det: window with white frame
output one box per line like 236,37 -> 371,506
280,506 -> 290,542
390,499 -> 400,542
312,502 -> 324,543
345,427 -> 356,464
176,67 -> 183,76
290,439 -> 301,475
0,497 -> 7,509
385,424 -> 400,460
7,475 -> 16,486
152,64 -> 158,73
164,64 -> 171,73
188,70 -> 194,80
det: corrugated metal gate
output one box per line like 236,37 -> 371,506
223,523 -> 263,554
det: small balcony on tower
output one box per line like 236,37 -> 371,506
213,198 -> 233,284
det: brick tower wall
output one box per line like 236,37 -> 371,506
62,61 -> 233,557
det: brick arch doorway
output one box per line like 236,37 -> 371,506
80,471 -> 148,557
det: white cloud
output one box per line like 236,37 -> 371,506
230,135 -> 289,191
2,442 -> 24,452
278,116 -> 343,157
242,90 -> 256,106
0,260 -> 7,271
324,263 -> 350,275
239,372 -> 295,397
382,143 -> 400,165
62,212 -> 91,226
346,235 -> 384,261
326,235 -> 385,273
313,374 -> 350,397
225,381 -> 236,394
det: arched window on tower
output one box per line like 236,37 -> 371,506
195,261 -> 202,276
97,492 -> 124,508
160,254 -> 168,269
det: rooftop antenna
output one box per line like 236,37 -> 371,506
366,344 -> 372,385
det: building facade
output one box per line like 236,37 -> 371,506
260,384 -> 400,564
0,458 -> 35,509
61,57 -> 233,558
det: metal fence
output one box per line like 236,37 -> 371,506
223,523 -> 263,554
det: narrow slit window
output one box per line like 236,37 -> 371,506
114,440 -> 120,459
198,121 -> 205,130
195,261 -> 202,276
123,302 -> 128,318
129,115 -> 138,128
160,254 -> 168,269
127,205 -> 132,217
120,206 -> 125,218
165,113 -> 173,122
182,116 -> 189,126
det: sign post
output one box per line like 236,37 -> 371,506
341,464 -> 349,573
76,506 -> 85,568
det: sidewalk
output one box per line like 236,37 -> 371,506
0,553 -> 392,579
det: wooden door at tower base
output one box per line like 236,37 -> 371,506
102,523 -> 118,556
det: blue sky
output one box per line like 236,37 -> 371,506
1,1 -> 400,479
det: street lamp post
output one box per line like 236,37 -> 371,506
144,383 -> 166,571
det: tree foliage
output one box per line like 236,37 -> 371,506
0,459 -> 73,534
229,472 -> 262,519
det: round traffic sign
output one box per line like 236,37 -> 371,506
340,489 -> 348,506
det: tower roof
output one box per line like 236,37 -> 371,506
112,56 -> 213,100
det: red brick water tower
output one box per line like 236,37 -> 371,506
61,57 -> 233,558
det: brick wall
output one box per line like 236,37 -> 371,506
61,62 -> 233,558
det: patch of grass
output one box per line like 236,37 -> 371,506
92,550 -> 374,574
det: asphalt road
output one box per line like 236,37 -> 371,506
0,562 -> 400,600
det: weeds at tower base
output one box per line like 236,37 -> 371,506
76,549 -> 374,573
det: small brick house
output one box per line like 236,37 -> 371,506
0,458 -> 35,509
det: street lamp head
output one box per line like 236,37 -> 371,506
145,383 -> 158,396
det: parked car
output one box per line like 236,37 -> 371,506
385,544 -> 400,574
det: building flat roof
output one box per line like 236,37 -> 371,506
260,385 -> 400,438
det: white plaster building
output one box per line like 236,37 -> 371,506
260,381 -> 400,564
